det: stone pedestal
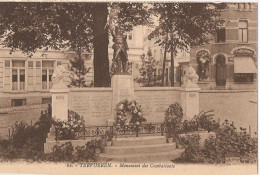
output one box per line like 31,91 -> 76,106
50,88 -> 69,121
181,87 -> 200,121
111,75 -> 135,117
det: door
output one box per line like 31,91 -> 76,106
216,55 -> 226,86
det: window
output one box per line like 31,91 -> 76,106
36,61 -> 41,67
5,60 -> 10,67
28,61 -> 33,67
42,98 -> 52,104
42,61 -> 54,89
216,28 -> 226,43
234,74 -> 254,82
238,3 -> 251,10
238,3 -> 245,10
196,50 -> 210,81
12,60 -> 25,90
238,20 -> 248,43
11,99 -> 26,106
128,33 -> 132,40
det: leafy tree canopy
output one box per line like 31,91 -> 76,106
0,3 -> 93,56
148,3 -> 227,53
0,2 -> 151,55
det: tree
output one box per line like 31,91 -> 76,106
0,2 -> 150,87
148,3 -> 227,86
69,56 -> 91,88
135,49 -> 160,87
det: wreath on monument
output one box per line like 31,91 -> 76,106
114,99 -> 146,131
164,102 -> 183,140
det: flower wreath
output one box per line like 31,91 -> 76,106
164,102 -> 183,138
114,99 -> 146,129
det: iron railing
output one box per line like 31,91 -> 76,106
55,123 -> 166,141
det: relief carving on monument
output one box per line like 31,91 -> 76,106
51,65 -> 68,89
182,64 -> 199,88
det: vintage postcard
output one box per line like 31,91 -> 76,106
0,1 -> 258,175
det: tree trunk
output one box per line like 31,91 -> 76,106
170,50 -> 174,87
93,3 -> 110,87
162,32 -> 168,86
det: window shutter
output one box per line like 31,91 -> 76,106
35,61 -> 42,91
3,60 -> 11,92
27,60 -> 35,91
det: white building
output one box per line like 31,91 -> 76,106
0,26 -> 146,108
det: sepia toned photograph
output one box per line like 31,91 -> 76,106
0,1 -> 258,175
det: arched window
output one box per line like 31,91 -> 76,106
196,50 -> 210,81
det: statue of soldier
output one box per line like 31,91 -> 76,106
108,3 -> 129,74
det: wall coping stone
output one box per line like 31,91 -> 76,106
50,89 -> 70,93
69,88 -> 113,92
200,89 -> 257,93
134,87 -> 183,91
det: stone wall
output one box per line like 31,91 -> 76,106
68,87 -> 183,125
69,88 -> 113,126
52,75 -> 200,126
135,87 -> 182,123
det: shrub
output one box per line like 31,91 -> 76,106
45,140 -> 103,162
54,110 -> 85,140
73,146 -> 96,162
171,110 -> 220,134
0,106 -> 52,161
86,139 -> 106,153
46,142 -> 74,162
177,120 -> 257,164
164,102 -> 183,140
178,134 -> 205,163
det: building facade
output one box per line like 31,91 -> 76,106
190,3 -> 257,90
143,29 -> 190,87
0,26 -> 145,108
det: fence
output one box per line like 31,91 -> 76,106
54,117 -> 257,141
55,123 -> 167,141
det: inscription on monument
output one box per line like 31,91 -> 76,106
135,91 -> 180,122
70,92 -> 112,125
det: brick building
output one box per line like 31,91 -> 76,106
190,3 -> 257,90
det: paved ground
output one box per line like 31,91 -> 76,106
200,91 -> 257,135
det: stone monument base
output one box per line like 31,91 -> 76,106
111,75 -> 135,118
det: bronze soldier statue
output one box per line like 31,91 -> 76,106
108,3 -> 129,74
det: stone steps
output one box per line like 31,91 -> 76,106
99,149 -> 184,162
112,136 -> 166,146
104,143 -> 176,155
99,136 -> 184,162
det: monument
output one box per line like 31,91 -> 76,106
50,65 -> 69,121
181,64 -> 200,120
